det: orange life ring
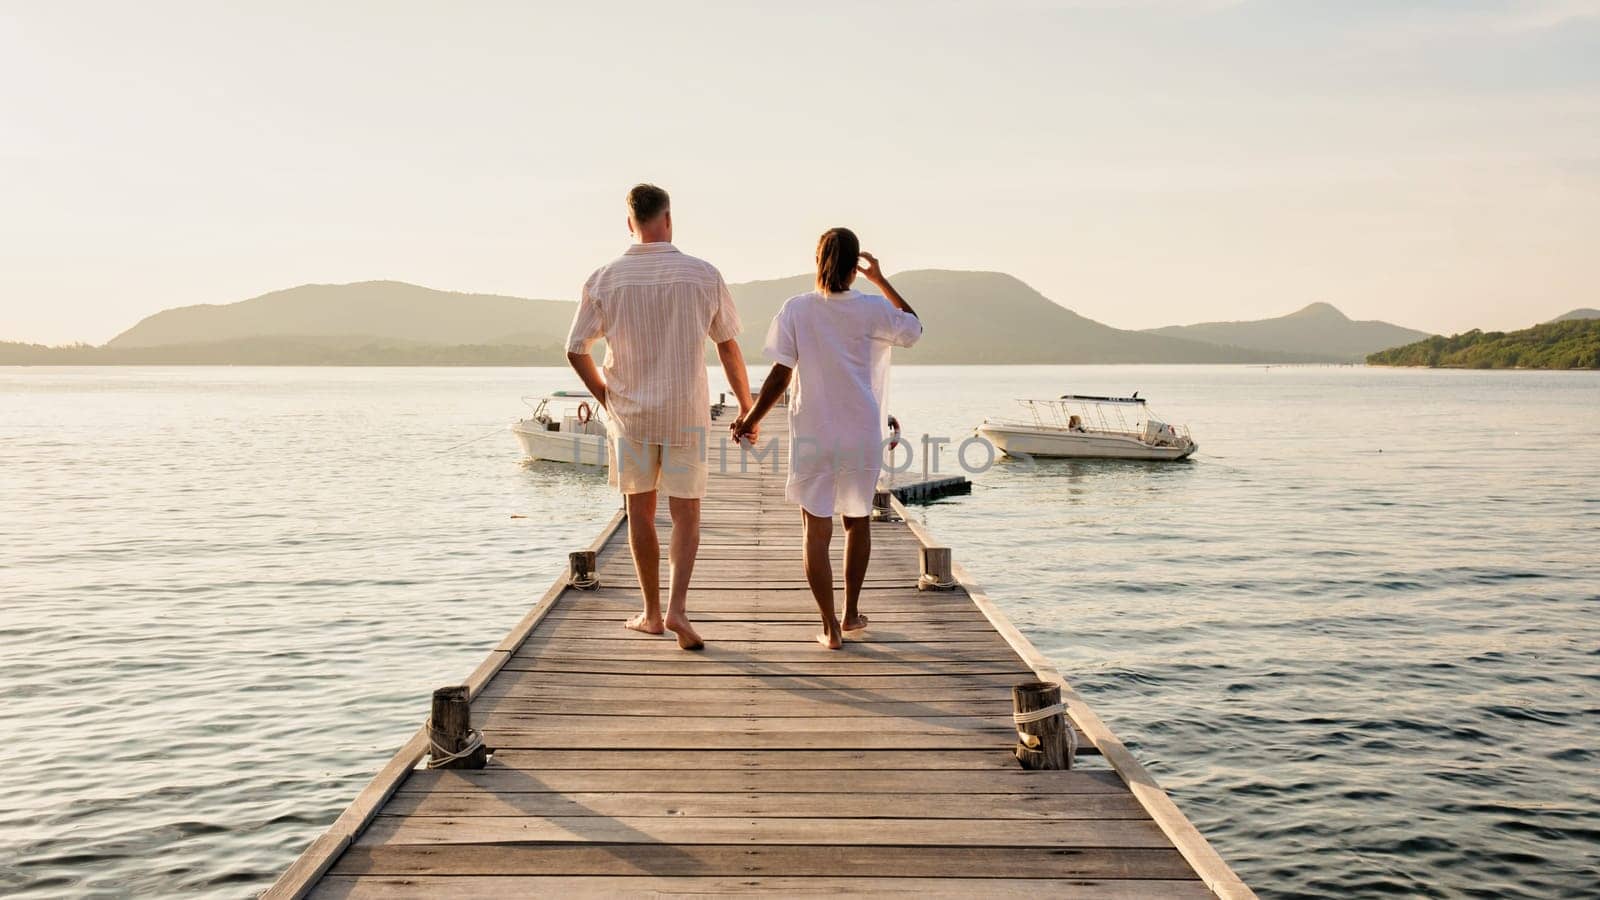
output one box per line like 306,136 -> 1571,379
576,401 -> 593,424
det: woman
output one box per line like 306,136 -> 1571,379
731,228 -> 922,648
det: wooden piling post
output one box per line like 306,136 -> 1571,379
918,546 -> 955,591
568,550 -> 599,589
427,685 -> 487,770
871,490 -> 896,521
1012,680 -> 1073,770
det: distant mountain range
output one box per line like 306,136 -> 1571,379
5,272 -> 1438,365
104,281 -> 578,350
1142,302 -> 1431,362
718,271 -> 1329,364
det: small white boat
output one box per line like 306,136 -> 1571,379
976,394 -> 1197,461
511,391 -> 609,467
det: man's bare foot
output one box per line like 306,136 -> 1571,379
817,618 -> 843,650
842,612 -> 869,632
663,614 -> 704,651
625,612 -> 664,635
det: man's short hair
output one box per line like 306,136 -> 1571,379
627,183 -> 670,224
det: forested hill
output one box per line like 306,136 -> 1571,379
1366,319 -> 1600,369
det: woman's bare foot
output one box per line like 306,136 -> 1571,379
842,612 -> 869,632
625,612 -> 664,635
663,614 -> 705,651
817,617 -> 843,650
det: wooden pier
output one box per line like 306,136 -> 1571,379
268,412 -> 1252,898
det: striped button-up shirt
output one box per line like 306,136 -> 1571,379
566,242 -> 741,446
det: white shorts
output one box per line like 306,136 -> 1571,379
609,438 -> 708,499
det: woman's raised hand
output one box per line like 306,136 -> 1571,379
857,251 -> 887,287
858,251 -> 917,318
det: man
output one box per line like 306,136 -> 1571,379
565,184 -> 755,650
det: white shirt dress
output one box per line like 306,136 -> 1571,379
763,289 -> 923,518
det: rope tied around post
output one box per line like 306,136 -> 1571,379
1013,701 -> 1066,725
918,546 -> 957,591
567,550 -> 600,590
1012,681 -> 1076,769
425,716 -> 486,768
426,685 -> 489,769
1012,701 -> 1078,758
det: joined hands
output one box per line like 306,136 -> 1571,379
730,411 -> 760,446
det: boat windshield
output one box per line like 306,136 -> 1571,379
1006,396 -> 1188,443
522,393 -> 605,425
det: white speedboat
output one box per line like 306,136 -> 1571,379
976,394 -> 1197,461
511,391 -> 609,467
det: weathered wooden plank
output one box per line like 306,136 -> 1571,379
475,683 -> 1020,704
527,618 -> 1002,640
599,556 -> 921,569
496,658 -> 1036,676
476,724 -> 1099,755
480,728 -> 1016,752
544,584 -> 979,600
481,671 -> 1032,693
538,607 -> 994,625
356,815 -> 1174,849
311,875 -> 1211,899
521,621 -> 1015,644
401,766 -> 1129,793
509,639 -> 1022,663
603,542 -> 920,554
471,695 -> 1019,719
537,601 -> 989,620
590,575 -> 918,590
381,790 -> 1149,820
478,712 -> 1008,734
329,843 -> 1196,880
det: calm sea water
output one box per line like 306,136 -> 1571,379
2,365 -> 1597,898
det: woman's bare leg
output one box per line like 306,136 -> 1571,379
841,514 -> 871,632
802,509 -> 842,649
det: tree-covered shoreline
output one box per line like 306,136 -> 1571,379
1367,319 -> 1600,369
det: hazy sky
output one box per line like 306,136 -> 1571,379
3,1 -> 1598,344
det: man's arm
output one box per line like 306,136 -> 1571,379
715,339 -> 755,412
566,351 -> 608,409
564,276 -> 607,406
715,338 -> 757,443
731,363 -> 792,443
